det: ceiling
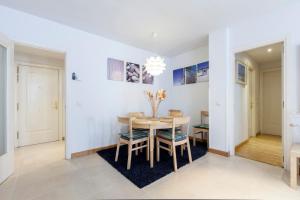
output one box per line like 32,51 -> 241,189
0,0 -> 296,56
245,42 -> 283,65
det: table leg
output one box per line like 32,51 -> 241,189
150,128 -> 154,168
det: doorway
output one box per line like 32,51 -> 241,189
234,42 -> 284,167
14,43 -> 66,161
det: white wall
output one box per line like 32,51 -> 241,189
210,1 -> 300,167
209,28 -> 231,152
166,46 -> 209,132
0,5 -> 170,158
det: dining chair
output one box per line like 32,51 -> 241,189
128,112 -> 145,118
156,117 -> 192,172
128,112 -> 147,154
115,117 -> 149,170
168,109 -> 183,117
192,111 -> 209,147
166,110 -> 184,155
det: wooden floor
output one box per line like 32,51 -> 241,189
235,134 -> 283,167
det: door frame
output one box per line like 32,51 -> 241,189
16,63 -> 65,147
13,41 -> 68,160
231,38 -> 288,168
259,67 -> 282,135
0,32 -> 15,183
247,67 -> 256,138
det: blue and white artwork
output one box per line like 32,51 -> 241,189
197,61 -> 209,82
236,61 -> 247,85
185,65 -> 197,84
173,68 -> 185,86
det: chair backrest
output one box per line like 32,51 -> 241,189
168,109 -> 183,117
128,112 -> 145,118
165,117 -> 190,140
201,111 -> 209,124
118,116 -> 136,138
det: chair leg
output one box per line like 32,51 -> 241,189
115,139 -> 121,162
181,145 -> 184,157
140,142 -> 143,153
146,139 -> 149,161
169,145 -> 172,156
156,139 -> 160,162
135,143 -> 139,156
127,143 -> 133,170
207,132 -> 209,148
172,143 -> 178,172
193,135 -> 196,146
187,139 -> 192,164
168,145 -> 173,156
291,155 -> 298,188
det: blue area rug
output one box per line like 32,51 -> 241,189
97,140 -> 207,188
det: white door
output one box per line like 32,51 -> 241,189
19,66 -> 59,146
0,33 -> 14,184
261,69 -> 282,135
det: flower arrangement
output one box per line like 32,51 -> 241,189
145,89 -> 167,118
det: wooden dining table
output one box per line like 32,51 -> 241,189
120,116 -> 174,168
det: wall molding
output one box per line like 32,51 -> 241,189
208,148 -> 230,157
71,144 -> 117,159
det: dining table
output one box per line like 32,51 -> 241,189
120,116 -> 175,168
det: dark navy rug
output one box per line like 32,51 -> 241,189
97,140 -> 207,188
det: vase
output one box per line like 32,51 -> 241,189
151,104 -> 158,118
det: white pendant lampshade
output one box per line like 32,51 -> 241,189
144,56 -> 166,76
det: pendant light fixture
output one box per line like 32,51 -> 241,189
144,32 -> 167,76
144,56 -> 166,76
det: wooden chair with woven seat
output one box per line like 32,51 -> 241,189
156,117 -> 192,172
192,111 -> 209,147
115,117 -> 149,170
128,112 -> 147,154
128,112 -> 145,118
166,109 -> 184,155
168,109 -> 183,117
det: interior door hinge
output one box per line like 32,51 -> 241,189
283,101 -> 284,108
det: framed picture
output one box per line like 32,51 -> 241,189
173,68 -> 185,86
126,62 -> 140,83
107,58 -> 124,81
197,61 -> 209,82
185,65 -> 197,84
142,65 -> 154,84
236,61 -> 247,85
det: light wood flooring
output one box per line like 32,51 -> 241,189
1,141 -> 300,199
235,134 -> 283,167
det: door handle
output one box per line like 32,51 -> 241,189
290,123 -> 300,127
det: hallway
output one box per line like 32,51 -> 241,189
235,134 -> 283,167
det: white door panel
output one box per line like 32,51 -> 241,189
19,66 -> 59,146
0,33 -> 14,184
262,69 -> 282,135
